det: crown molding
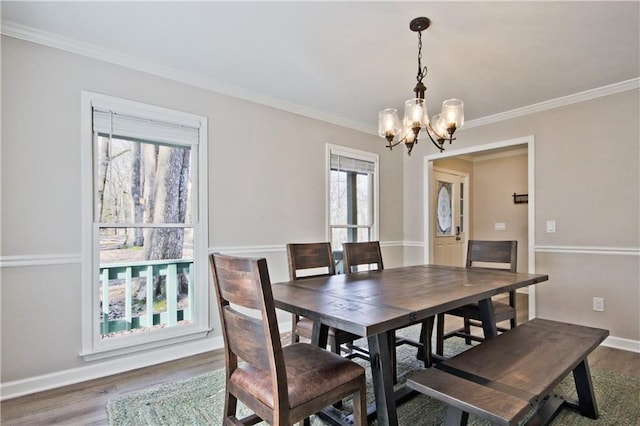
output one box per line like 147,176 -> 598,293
471,148 -> 529,163
2,21 -> 639,136
0,21 -> 373,135
463,78 -> 640,129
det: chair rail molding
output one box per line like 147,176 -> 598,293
3,243 -> 637,269
535,245 -> 640,256
0,254 -> 82,268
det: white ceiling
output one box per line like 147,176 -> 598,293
2,1 -> 639,134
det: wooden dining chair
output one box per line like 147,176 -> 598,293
436,240 -> 518,356
286,243 -> 368,361
343,241 -> 434,373
210,253 -> 367,426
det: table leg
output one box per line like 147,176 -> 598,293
477,298 -> 498,339
367,331 -> 398,426
311,321 -> 329,349
572,359 -> 599,419
417,316 -> 435,367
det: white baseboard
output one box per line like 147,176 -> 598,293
601,335 -> 640,353
0,335 -> 224,401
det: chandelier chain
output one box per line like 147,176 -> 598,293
416,31 -> 427,83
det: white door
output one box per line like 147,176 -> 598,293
432,169 -> 468,266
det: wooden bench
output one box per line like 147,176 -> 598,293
406,318 -> 609,426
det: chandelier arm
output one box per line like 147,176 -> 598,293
423,124 -> 447,152
385,137 -> 404,150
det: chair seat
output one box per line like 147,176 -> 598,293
295,317 -> 361,342
445,300 -> 515,323
230,342 -> 365,409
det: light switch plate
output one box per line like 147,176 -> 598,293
546,220 -> 556,233
494,222 -> 506,231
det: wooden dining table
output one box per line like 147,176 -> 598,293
271,263 -> 549,426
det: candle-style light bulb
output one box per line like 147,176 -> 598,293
403,98 -> 428,130
378,109 -> 401,142
441,99 -> 464,131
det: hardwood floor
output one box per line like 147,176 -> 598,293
2,293 -> 638,425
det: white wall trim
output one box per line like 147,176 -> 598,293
3,21 -> 639,139
463,78 -> 640,129
0,254 -> 81,268
602,336 -> 640,353
535,245 -> 640,256
0,21 -> 373,136
4,243 -> 636,269
401,241 -> 425,248
471,148 -> 529,163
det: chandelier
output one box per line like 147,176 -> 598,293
378,17 -> 464,155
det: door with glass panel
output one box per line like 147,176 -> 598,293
432,169 -> 468,266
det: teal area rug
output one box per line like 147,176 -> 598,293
107,328 -> 640,425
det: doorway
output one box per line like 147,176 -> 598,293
423,135 -> 537,317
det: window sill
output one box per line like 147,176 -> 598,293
79,326 -> 212,362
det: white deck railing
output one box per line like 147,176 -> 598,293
99,259 -> 193,335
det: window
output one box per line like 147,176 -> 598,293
81,92 -> 209,359
327,145 -> 379,261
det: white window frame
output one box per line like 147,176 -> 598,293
80,91 -> 209,360
325,144 -> 379,247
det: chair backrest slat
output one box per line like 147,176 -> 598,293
214,256 -> 266,310
222,306 -> 272,371
287,242 -> 336,280
343,241 -> 384,273
466,240 -> 517,272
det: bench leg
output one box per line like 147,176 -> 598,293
573,359 -> 599,419
463,318 -> 472,345
444,406 -> 469,426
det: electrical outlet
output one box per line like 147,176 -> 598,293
593,297 -> 604,312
